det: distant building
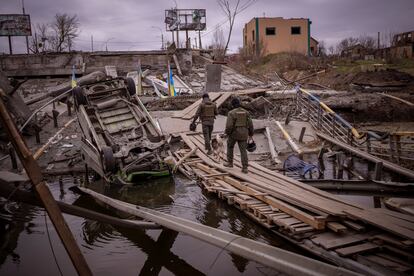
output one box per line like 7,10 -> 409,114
242,17 -> 313,56
391,31 -> 414,58
310,37 -> 319,56
341,44 -> 367,59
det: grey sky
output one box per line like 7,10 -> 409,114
1,0 -> 413,54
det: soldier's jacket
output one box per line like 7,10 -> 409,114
225,107 -> 254,140
194,98 -> 218,126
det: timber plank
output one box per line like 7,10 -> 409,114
370,208 -> 414,223
375,253 -> 414,270
327,222 -> 348,233
193,132 -> 364,209
189,135 -> 343,215
343,220 -> 366,232
190,135 -> 357,216
187,137 -> 326,229
335,243 -> 379,257
186,135 -> 414,241
365,255 -> 411,272
320,234 -> 368,250
370,234 -> 411,248
344,209 -> 414,241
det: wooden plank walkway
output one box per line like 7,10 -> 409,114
173,88 -> 268,120
172,133 -> 414,275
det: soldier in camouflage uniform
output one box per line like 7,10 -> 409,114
224,97 -> 253,174
192,93 -> 218,155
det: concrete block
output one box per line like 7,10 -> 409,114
205,64 -> 221,92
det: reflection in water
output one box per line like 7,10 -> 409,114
0,175 -> 291,275
85,176 -> 175,208
77,196 -> 205,275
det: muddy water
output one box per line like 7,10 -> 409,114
0,176 -> 300,275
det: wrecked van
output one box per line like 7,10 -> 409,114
73,77 -> 170,184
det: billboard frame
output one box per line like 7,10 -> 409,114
0,14 -> 32,37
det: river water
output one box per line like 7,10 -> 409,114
0,175 -> 302,275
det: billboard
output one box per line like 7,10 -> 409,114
0,14 -> 31,36
165,9 -> 206,31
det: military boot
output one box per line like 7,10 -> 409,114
223,162 -> 233,168
242,167 -> 248,174
207,149 -> 213,155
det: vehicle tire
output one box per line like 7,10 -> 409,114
101,146 -> 116,173
126,77 -> 136,96
73,87 -> 87,107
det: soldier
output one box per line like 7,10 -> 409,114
224,97 -> 253,174
192,93 -> 218,155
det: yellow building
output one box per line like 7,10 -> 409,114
243,17 -> 315,56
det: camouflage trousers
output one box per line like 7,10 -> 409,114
226,137 -> 248,169
202,124 -> 214,151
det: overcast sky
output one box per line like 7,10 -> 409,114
1,0 -> 413,54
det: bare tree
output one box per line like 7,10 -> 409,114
49,13 -> 80,52
29,23 -> 49,53
29,14 -> 80,53
218,0 -> 256,55
381,30 -> 397,48
318,40 -> 326,56
358,35 -> 376,50
336,37 -> 359,54
328,45 -> 335,56
211,27 -> 226,60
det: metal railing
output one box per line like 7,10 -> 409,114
295,87 -> 414,165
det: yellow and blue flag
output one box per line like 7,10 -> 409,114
168,63 -> 176,97
71,65 -> 77,88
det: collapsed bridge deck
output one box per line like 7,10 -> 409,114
171,133 -> 414,275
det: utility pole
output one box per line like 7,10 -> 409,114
176,29 -> 179,48
185,14 -> 189,49
22,0 -> 29,54
0,90 -> 92,276
91,35 -> 94,52
151,26 -> 164,50
8,36 -> 13,55
377,32 -> 380,49
198,30 -> 202,49
34,32 -> 38,53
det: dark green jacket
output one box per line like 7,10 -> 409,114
225,107 -> 253,140
193,98 -> 218,126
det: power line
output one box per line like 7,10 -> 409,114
75,39 -> 160,45
201,0 -> 257,38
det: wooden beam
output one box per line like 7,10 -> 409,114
265,126 -> 281,164
33,117 -> 77,160
195,162 -> 325,230
173,147 -> 197,172
0,92 -> 92,276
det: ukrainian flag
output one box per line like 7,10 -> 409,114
71,65 -> 77,88
168,64 -> 176,97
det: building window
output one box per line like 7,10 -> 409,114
265,27 -> 275,35
291,26 -> 301,35
252,30 -> 255,41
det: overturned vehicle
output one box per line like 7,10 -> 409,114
73,77 -> 170,184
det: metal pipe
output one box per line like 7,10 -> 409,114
20,89 -> 72,132
79,187 -> 359,276
275,120 -> 303,155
